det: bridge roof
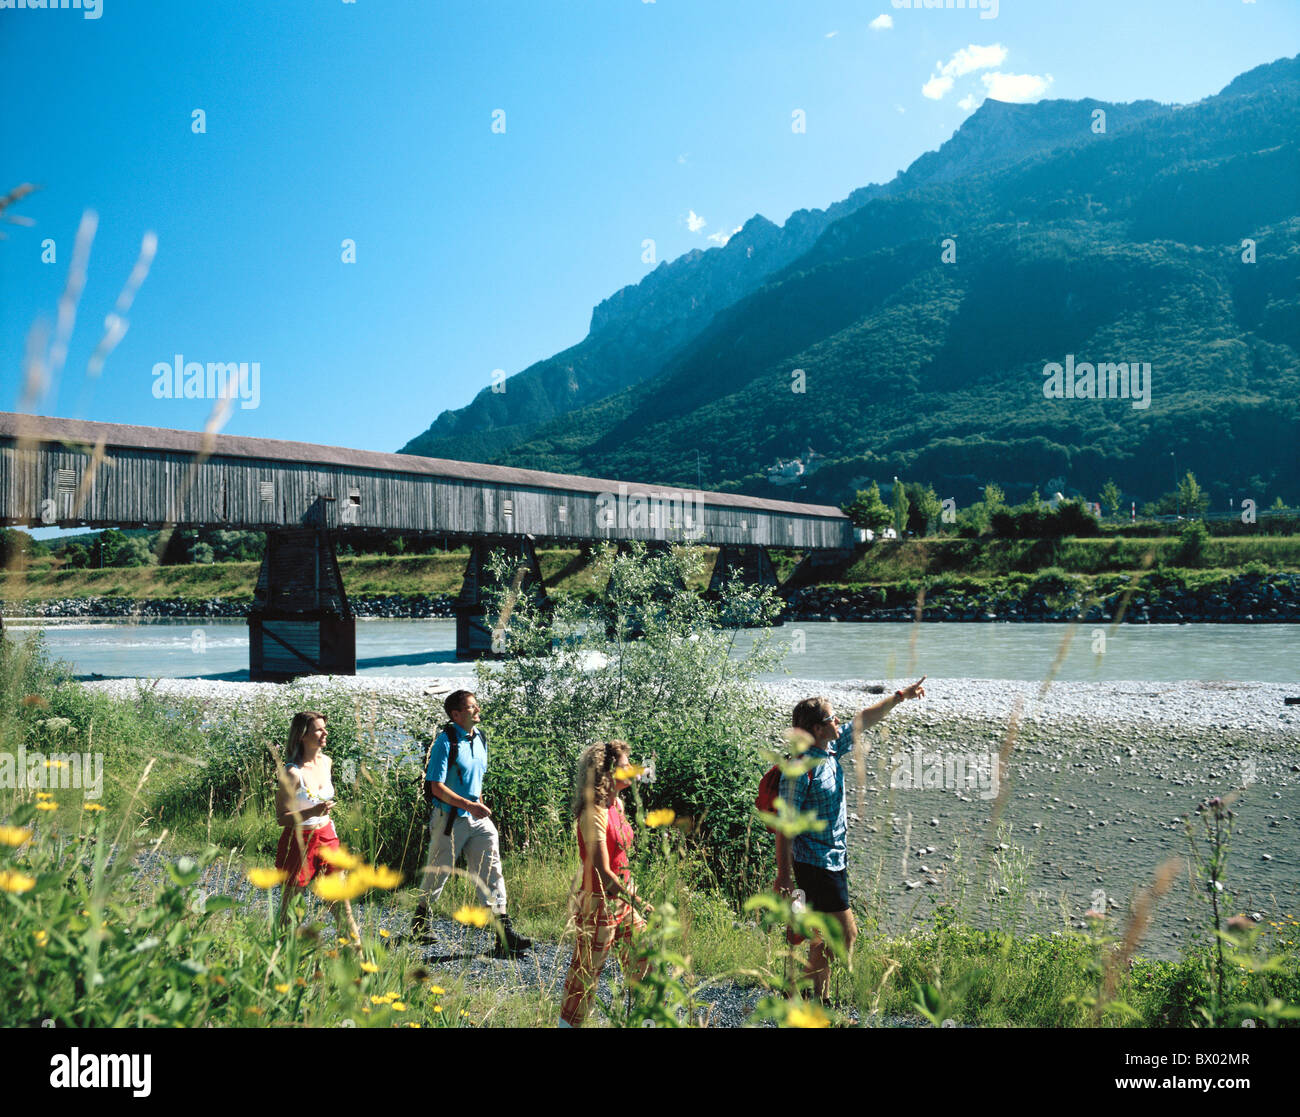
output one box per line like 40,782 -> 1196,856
0,412 -> 848,520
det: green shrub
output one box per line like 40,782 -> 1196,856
474,544 -> 783,902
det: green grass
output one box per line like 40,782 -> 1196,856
1,546 -> 724,605
4,536 -> 1295,608
4,634 -> 1298,1028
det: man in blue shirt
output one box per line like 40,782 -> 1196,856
775,677 -> 926,1001
410,689 -> 531,956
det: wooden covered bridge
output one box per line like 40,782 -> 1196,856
0,412 -> 853,678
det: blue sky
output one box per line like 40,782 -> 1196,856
2,0 -> 1297,461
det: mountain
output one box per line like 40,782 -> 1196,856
465,56 -> 1300,511
398,89 -> 1157,463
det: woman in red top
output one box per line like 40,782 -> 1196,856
558,739 -> 654,1028
273,711 -> 360,942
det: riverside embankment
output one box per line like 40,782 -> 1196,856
5,570 -> 1299,623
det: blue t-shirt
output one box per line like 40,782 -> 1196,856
425,724 -> 487,817
779,721 -> 855,872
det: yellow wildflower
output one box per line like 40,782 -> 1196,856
785,1004 -> 830,1029
0,825 -> 33,847
369,995 -> 387,1006
312,874 -> 367,902
428,985 -> 446,996
82,803 -> 106,812
247,868 -> 289,889
406,1022 -> 421,1028
245,1006 -> 264,1017
34,929 -> 48,946
274,983 -> 291,994
392,1002 -> 406,1012
353,864 -> 403,890
453,905 -> 491,928
318,845 -> 361,871
613,763 -> 646,781
35,791 -> 53,800
644,808 -> 676,828
433,1005 -> 443,1013
0,870 -> 36,893
360,961 -> 379,973
35,801 -> 57,812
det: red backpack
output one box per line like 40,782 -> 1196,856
755,764 -> 813,832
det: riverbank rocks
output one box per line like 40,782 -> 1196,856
3,572 -> 1298,625
0,593 -> 458,620
781,573 -> 1300,624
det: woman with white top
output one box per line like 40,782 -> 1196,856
273,710 -> 360,941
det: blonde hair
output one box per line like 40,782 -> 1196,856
285,711 -> 326,768
570,739 -> 630,820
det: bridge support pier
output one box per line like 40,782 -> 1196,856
780,547 -> 857,592
454,537 -> 549,659
707,545 -> 783,625
707,545 -> 780,593
248,529 -> 356,682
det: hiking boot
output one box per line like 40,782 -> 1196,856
492,913 -> 531,957
410,903 -> 431,941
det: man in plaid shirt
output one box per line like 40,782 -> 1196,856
775,678 -> 926,1001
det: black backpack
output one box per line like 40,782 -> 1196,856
424,722 -> 489,836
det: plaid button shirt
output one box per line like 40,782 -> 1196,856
779,721 -> 855,872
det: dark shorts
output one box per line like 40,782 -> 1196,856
793,861 -> 850,913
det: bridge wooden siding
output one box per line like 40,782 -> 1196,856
0,414 -> 852,549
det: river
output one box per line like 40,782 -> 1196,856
4,616 -> 1298,683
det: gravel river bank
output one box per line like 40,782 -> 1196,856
83,673 -> 1300,962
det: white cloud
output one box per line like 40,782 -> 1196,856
922,75 -> 954,100
825,29 -> 839,38
981,70 -> 1054,102
958,93 -> 980,111
686,210 -> 706,233
922,42 -> 1007,100
707,225 -> 742,246
869,14 -> 893,31
941,43 -> 1008,78
676,153 -> 689,165
893,103 -> 906,114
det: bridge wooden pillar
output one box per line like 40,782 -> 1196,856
707,545 -> 779,593
454,537 -> 548,660
780,547 -> 857,592
706,544 -> 783,625
248,529 -> 356,681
